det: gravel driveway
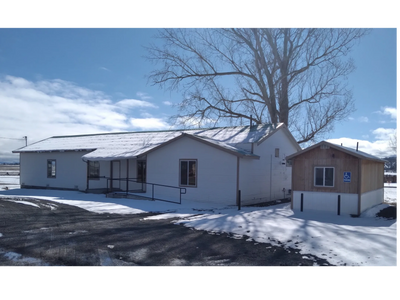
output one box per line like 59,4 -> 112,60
0,197 -> 332,266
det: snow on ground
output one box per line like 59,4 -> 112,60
0,187 -> 397,266
2,198 -> 40,208
385,182 -> 397,187
0,252 -> 42,264
0,175 -> 20,190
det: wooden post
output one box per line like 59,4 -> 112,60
126,159 -> 129,195
300,193 -> 304,212
238,190 -> 241,210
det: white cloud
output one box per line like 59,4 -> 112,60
327,138 -> 393,158
348,116 -> 368,123
327,127 -> 397,158
136,92 -> 152,100
380,106 -> 397,120
163,101 -> 173,106
129,118 -> 170,130
0,75 -> 167,162
371,127 -> 396,140
375,107 -> 397,123
116,99 -> 158,109
140,112 -> 153,118
99,67 -> 110,72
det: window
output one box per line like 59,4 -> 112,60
88,161 -> 100,179
275,148 -> 280,157
180,160 -> 197,187
137,160 -> 146,183
314,167 -> 334,187
47,159 -> 56,178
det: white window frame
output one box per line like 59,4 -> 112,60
179,159 -> 197,187
88,161 -> 100,180
314,166 -> 335,187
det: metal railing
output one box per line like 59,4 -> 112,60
105,177 -> 186,204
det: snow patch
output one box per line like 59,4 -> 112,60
1,249 -> 49,266
3,199 -> 40,208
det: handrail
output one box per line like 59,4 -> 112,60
105,177 -> 186,204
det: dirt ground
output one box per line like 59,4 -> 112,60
0,197 -> 334,266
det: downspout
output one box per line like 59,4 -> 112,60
236,156 -> 240,206
290,158 -> 294,210
270,154 -> 272,201
83,158 -> 89,192
126,159 -> 129,193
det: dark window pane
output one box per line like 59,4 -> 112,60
47,160 -> 56,177
180,161 -> 188,185
137,161 -> 146,183
188,161 -> 196,186
325,168 -> 334,186
315,168 -> 323,186
89,161 -> 100,178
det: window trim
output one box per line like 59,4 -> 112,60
314,166 -> 335,187
179,159 -> 197,188
88,161 -> 100,180
47,159 -> 56,178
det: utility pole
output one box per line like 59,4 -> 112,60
23,136 -> 27,146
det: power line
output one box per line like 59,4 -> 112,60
0,137 -> 25,141
0,136 -> 27,146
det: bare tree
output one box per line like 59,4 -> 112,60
146,28 -> 370,144
389,130 -> 397,154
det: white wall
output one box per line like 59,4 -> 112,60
145,136 -> 238,205
360,188 -> 384,214
292,189 -> 384,216
20,151 -> 89,191
238,129 -> 297,205
292,191 -> 359,215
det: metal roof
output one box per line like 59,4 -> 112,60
13,123 -> 286,161
286,141 -> 385,163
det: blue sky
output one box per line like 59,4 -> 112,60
0,28 -> 397,162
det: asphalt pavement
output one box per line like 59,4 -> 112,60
0,197 -> 331,266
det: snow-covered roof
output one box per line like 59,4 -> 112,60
13,123 -> 287,161
287,141 -> 385,163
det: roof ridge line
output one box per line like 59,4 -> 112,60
50,123 -> 277,139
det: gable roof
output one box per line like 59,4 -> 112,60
13,123 -> 297,161
286,141 -> 385,163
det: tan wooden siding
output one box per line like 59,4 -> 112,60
360,160 -> 384,193
291,146 -> 359,193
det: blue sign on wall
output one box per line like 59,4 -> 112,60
343,172 -> 351,183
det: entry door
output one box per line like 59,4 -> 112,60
111,161 -> 121,190
137,160 -> 146,192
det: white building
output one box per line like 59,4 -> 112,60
13,123 -> 301,206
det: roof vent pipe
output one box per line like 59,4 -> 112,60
250,115 -> 253,127
356,142 -> 359,151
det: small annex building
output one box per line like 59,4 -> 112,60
286,141 -> 385,216
13,123 -> 301,206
